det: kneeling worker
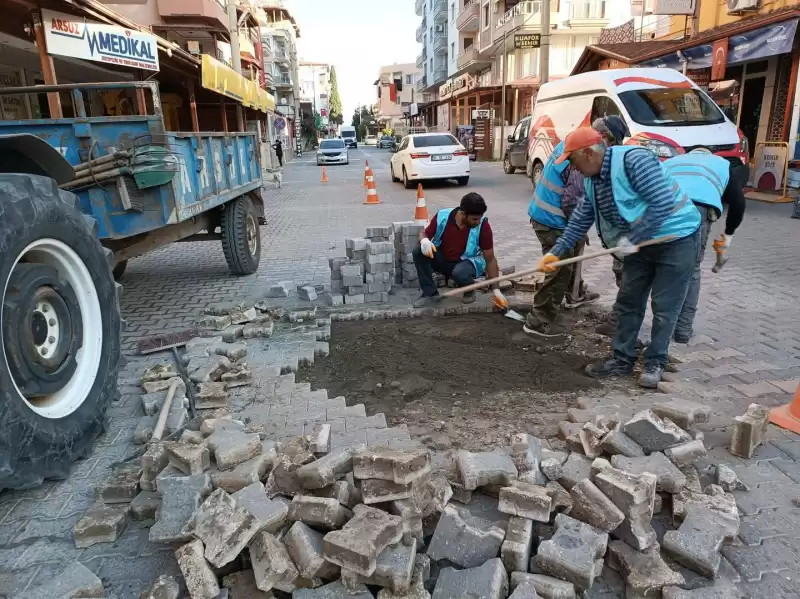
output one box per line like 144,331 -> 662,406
538,127 -> 701,388
413,193 -> 506,309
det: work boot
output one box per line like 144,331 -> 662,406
673,330 -> 692,344
461,291 -> 476,304
585,357 -> 634,379
639,363 -> 665,389
595,319 -> 617,337
523,321 -> 567,339
413,294 -> 439,308
565,290 -> 600,309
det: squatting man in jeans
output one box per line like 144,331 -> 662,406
538,127 -> 701,388
524,115 -> 629,339
412,193 -> 508,309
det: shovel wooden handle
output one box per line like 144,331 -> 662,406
438,235 -> 676,299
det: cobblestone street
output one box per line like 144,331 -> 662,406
1,149 -> 799,598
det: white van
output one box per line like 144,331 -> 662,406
339,125 -> 357,149
525,67 -> 748,184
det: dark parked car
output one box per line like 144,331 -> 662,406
377,136 -> 396,150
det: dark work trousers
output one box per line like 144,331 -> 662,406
675,206 -> 716,338
528,223 -> 585,326
413,245 -> 476,297
276,152 -> 283,167
613,230 -> 700,367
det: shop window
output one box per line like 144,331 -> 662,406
745,60 -> 768,75
590,96 -> 621,121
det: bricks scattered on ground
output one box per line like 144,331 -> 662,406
729,403 -> 771,459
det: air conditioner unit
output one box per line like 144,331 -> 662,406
435,24 -> 446,33
727,0 -> 758,14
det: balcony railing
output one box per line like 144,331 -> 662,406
416,17 -> 427,42
416,50 -> 427,69
456,0 -> 480,30
275,74 -> 293,87
457,44 -> 491,70
570,1 -> 606,19
431,66 -> 447,85
432,29 -> 447,53
433,0 -> 448,21
416,76 -> 427,93
415,0 -> 425,17
496,1 -> 540,29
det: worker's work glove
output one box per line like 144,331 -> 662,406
537,253 -> 560,273
420,238 -> 436,258
712,233 -> 732,252
492,289 -> 508,310
613,237 -> 639,258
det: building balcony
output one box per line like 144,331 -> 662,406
273,47 -> 290,64
432,30 -> 448,54
456,0 -> 480,31
275,74 -> 293,88
457,45 -> 491,71
431,66 -> 447,86
276,103 -> 295,118
416,18 -> 427,42
432,0 -> 448,22
264,70 -> 274,87
415,0 -> 425,17
416,76 -> 427,93
567,1 -> 610,27
157,0 -> 227,29
416,50 -> 427,69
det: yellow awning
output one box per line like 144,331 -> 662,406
201,54 -> 275,114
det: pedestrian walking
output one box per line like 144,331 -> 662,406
273,138 -> 284,167
538,127 -> 701,388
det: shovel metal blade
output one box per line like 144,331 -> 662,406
504,309 -> 526,322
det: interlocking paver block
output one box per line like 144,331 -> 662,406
294,580 -> 373,599
188,354 -> 231,383
568,479 -> 624,533
166,442 -> 211,475
362,478 -> 415,504
600,428 -> 644,458
175,538 -> 221,599
232,481 -> 288,533
184,488 -> 260,567
195,382 -> 228,409
509,433 -> 543,474
307,422 -> 332,453
508,580 -> 540,599
432,558 -> 508,599
221,570 -> 269,599
665,440 -> 708,468
149,474 -> 212,544
501,515 -> 534,573
593,460 -> 658,550
663,505 -> 739,578
342,541 -> 416,592
611,452 -> 687,493
672,484 -> 739,523
730,403 -> 771,459
265,436 -> 316,495
652,399 -> 711,431
205,427 -> 262,470
140,441 -> 169,491
73,502 -> 129,548
663,580 -> 746,599
534,513 -> 608,590
426,504 -> 505,568
607,540 -> 684,595
498,482 -> 552,522
297,446 -> 358,489
288,495 -> 351,529
353,447 -> 431,484
511,573 -> 576,599
322,504 -> 404,576
249,530 -> 300,592
211,453 -> 271,493
130,490 -> 161,521
623,410 -> 691,452
284,521 -> 340,580
722,537 -> 800,582
140,574 -> 180,599
16,561 -> 104,599
457,449 -> 518,490
97,462 -> 141,504
558,453 -> 593,491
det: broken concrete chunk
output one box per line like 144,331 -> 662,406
284,521 -> 340,580
297,447 -> 357,490
568,479 -> 624,533
221,363 -> 252,387
315,478 -> 360,510
175,539 -> 221,599
149,474 -> 212,544
457,449 -> 518,490
16,561 -> 105,599
428,476 -> 453,512
342,541 -> 417,592
362,478 -> 414,504
652,399 -> 711,430
200,416 -> 243,437
511,573 -> 576,599
97,462 -> 141,504
498,482 -> 552,522
664,440 -> 707,468
607,540 -> 684,596
353,447 -> 431,485
221,570 -> 270,599
623,410 -> 692,452
509,433 -> 542,473
502,515 -> 534,573
226,307 -> 256,325
307,422 -> 332,454
433,558 -> 508,599
140,574 -> 180,599
249,530 -> 300,592
130,490 -> 161,522
671,484 -> 739,524
195,382 -> 228,409
211,453 -> 271,493
184,488 -> 261,568
611,452 -> 687,494
426,504 -> 505,568
715,464 -> 747,491
141,363 -> 178,384
265,437 -> 316,496
323,504 -> 404,576
729,403 -> 770,459
180,429 -> 204,445
294,580 -> 373,599
232,481 -> 289,534
188,354 -> 232,383
534,513 -> 608,590
205,427 -> 262,470
166,442 -> 211,475
593,463 -> 657,551
508,580 -> 541,599
288,495 -> 351,529
557,453 -> 593,491
663,505 -> 739,578
545,481 -> 573,515
140,442 -> 169,491
74,503 -> 129,548
540,458 -> 563,481
600,428 -> 645,458
142,376 -> 185,395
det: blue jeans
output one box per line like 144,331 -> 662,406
412,244 -> 476,297
675,208 -> 715,338
613,230 -> 700,367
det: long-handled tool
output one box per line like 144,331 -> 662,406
137,328 -> 202,418
437,235 -> 676,300
711,247 -> 728,273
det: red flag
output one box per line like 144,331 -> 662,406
389,83 -> 397,102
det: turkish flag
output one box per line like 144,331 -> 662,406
712,38 -> 728,82
389,83 -> 397,102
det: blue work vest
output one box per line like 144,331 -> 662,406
528,140 -> 570,230
663,154 -> 728,218
431,208 -> 487,277
585,146 -> 701,248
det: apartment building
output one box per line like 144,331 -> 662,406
416,0 -> 452,97
374,63 -> 421,130
299,62 -> 332,132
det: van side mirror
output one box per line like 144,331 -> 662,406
507,135 -> 515,143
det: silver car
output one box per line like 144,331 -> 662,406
317,139 -> 349,166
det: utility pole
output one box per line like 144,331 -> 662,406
499,19 -> 509,159
227,0 -> 244,131
540,0 -> 550,86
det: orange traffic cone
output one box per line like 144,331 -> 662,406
414,184 -> 429,223
770,382 -> 800,433
364,172 -> 381,205
321,166 -> 329,183
363,160 -> 370,187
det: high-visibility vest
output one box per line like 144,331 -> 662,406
663,154 -> 729,218
431,208 -> 487,277
528,141 -> 570,229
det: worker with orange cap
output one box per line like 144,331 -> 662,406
536,127 -> 701,389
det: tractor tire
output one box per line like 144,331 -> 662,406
112,260 -> 127,281
221,196 -> 261,275
0,174 -> 122,491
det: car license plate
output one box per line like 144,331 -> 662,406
432,154 -> 452,161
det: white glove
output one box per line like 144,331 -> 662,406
613,237 -> 639,258
713,233 -> 732,251
420,238 -> 436,258
492,289 -> 508,310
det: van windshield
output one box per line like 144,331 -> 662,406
618,88 -> 725,127
340,130 -> 356,138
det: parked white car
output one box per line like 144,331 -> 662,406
364,135 -> 378,146
317,139 -> 349,166
389,132 -> 469,189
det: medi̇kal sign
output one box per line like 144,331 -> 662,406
42,9 -> 160,72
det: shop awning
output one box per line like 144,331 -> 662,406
641,18 -> 799,70
201,54 -> 275,113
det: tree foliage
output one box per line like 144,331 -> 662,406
329,66 -> 344,126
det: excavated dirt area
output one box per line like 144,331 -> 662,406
301,313 -> 629,451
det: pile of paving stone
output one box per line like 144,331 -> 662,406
327,226 -> 398,306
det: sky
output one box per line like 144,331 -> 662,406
286,0 -> 420,119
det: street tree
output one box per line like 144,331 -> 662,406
329,66 -> 344,125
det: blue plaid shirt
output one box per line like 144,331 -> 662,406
552,147 -> 684,256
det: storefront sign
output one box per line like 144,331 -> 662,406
410,102 -> 419,116
514,34 -> 541,49
686,68 -> 711,89
0,67 -> 29,120
42,9 -> 159,72
472,109 -> 494,120
201,54 -> 275,113
754,145 -> 787,191
711,38 -> 728,81
653,0 -> 696,15
439,74 -> 473,100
